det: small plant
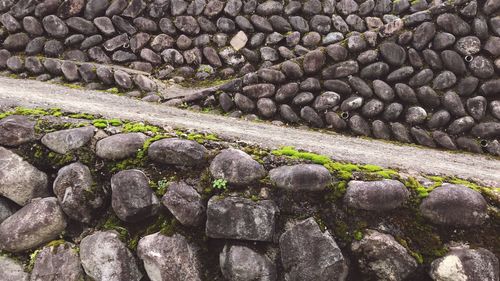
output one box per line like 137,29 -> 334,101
353,230 -> 364,241
156,179 -> 169,196
213,179 -> 228,190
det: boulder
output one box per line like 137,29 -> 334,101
206,196 -> 277,241
148,138 -> 208,166
80,231 -> 142,281
280,217 -> 348,281
0,115 -> 36,146
420,184 -> 488,226
111,169 -> 160,222
137,233 -> 202,281
0,197 -> 66,252
162,182 -> 205,226
31,242 -> 84,281
269,164 -> 332,191
430,247 -> 499,281
220,244 -> 277,281
0,256 -> 29,281
41,126 -> 94,154
344,180 -> 410,211
53,162 -> 104,223
96,133 -> 148,160
209,148 -> 266,186
351,230 -> 418,281
0,147 -> 48,206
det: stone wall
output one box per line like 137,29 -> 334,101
1,0 -> 500,155
0,112 -> 498,280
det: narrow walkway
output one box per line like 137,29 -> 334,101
0,76 -> 498,186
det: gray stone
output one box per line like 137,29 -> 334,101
31,242 -> 84,281
455,36 -> 481,56
210,148 -> 266,186
220,244 -> 276,281
80,231 -> 142,281
314,92 -> 340,111
111,169 -> 160,222
469,56 -> 494,79
380,42 -> 406,66
257,98 -> 277,118
456,76 -> 479,96
484,36 -> 500,57
432,131 -> 457,150
57,0 -> 85,18
96,133 -> 148,160
138,233 -> 202,281
53,162 -> 104,224
348,114 -> 371,136
433,32 -> 455,50
0,256 -> 29,281
436,13 -> 470,36
162,182 -> 205,227
441,50 -> 466,76
341,96 -> 363,112
148,138 -> 207,166
344,180 -> 409,211
0,197 -> 66,252
421,184 -> 488,226
66,16 -> 97,35
351,230 -> 418,281
322,60 -> 359,79
442,91 -> 466,117
42,15 -> 68,38
411,127 -> 436,147
448,116 -> 475,135
206,196 -> 277,241
243,83 -> 275,99
300,106 -> 324,128
0,147 -> 48,206
412,22 -> 435,50
471,122 -> 500,138
3,33 -> 30,51
280,104 -> 300,123
383,103 -> 403,121
0,115 -> 36,147
280,217 -> 348,281
432,70 -> 456,90
466,96 -> 487,121
256,0 -> 282,15
430,247 -> 499,281
41,126 -> 94,154
270,164 -> 332,191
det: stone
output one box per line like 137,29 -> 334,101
432,71 -> 456,90
206,196 -> 277,241
138,233 -> 202,281
96,133 -> 148,160
361,99 -> 384,118
80,231 -> 142,281
0,256 -> 29,281
3,33 -> 30,51
442,91 -> 466,117
351,230 -> 418,281
348,114 -> 371,136
0,197 -> 66,252
383,103 -> 403,121
210,148 -> 266,186
436,13 -> 470,36
455,36 -> 480,56
313,92 -> 341,111
484,37 -> 500,57
430,247 -> 499,281
469,56 -> 494,79
53,162 -> 104,224
466,96 -> 487,121
303,50 -> 325,74
471,122 -> 500,138
379,42 -> 406,66
85,0 -> 109,19
162,182 -> 205,227
0,115 -> 36,147
280,104 -> 300,123
242,83 -> 275,99
41,126 -> 94,154
420,184 -> 488,226
204,0 -> 224,17
322,60 -> 359,79
57,0 -> 85,18
271,164 -> 332,192
174,16 -> 200,35
412,22 -> 435,50
0,146 -> 48,206
5,56 -> 23,72
147,138 -> 207,166
257,98 -> 277,118
300,106 -> 324,128
280,217 -> 348,281
372,120 -> 391,139
490,100 -> 500,120
66,17 -> 97,35
1,13 -> 21,33
310,15 -> 331,34
433,32 -> 455,50
411,127 -> 436,147
220,244 -> 276,281
341,96 -> 363,112
447,116 -> 475,135
432,131 -> 457,150
373,80 -> 394,102
257,69 -> 285,83
111,169 -> 160,222
42,15 -> 68,38
344,180 -> 409,211
30,243 -> 84,281
229,31 -> 247,51
349,76 -> 373,98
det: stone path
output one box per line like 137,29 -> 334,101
0,76 -> 499,186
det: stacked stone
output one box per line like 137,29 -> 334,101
0,0 -> 471,80
0,115 -> 498,280
213,0 -> 500,155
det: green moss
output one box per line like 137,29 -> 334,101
159,218 -> 178,237
106,87 -> 120,94
123,122 -> 159,134
68,113 -> 95,120
102,215 -> 129,242
183,132 -> 220,143
353,230 -> 364,241
150,178 -> 170,197
60,83 -> 83,90
27,249 -> 41,272
45,239 -> 67,249
92,118 -> 122,129
405,177 -> 430,199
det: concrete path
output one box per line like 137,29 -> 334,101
0,76 -> 498,186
